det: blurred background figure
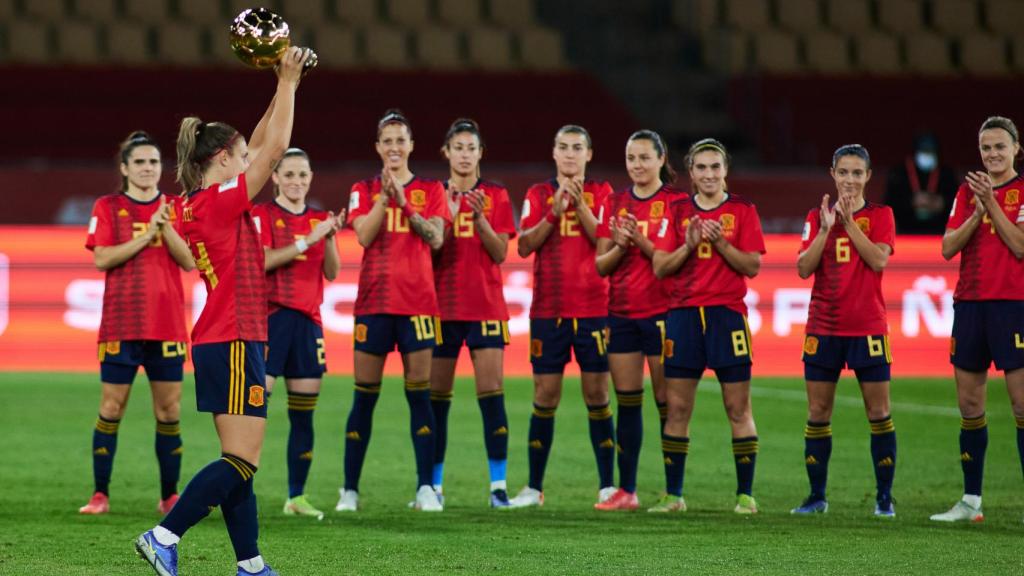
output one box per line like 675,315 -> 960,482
885,134 -> 958,235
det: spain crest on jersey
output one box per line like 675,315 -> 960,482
482,194 -> 493,211
1005,189 -> 1020,205
650,201 -> 665,219
856,217 -> 871,233
583,192 -> 594,207
720,213 -> 735,230
410,189 -> 427,207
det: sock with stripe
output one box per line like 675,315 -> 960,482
1016,416 -> 1024,479
615,390 -> 644,494
343,382 -> 380,493
477,390 -> 509,489
662,434 -> 689,497
655,400 -> 668,432
804,421 -> 832,500
732,436 -> 759,496
869,415 -> 896,499
405,380 -> 436,488
587,403 -> 616,489
92,415 -> 120,495
286,392 -> 317,498
430,390 -> 453,489
527,404 -> 556,491
960,414 -> 987,496
160,454 -> 256,538
155,420 -> 182,500
222,475 -> 259,561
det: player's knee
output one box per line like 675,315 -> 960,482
99,396 -> 128,419
725,403 -> 752,426
154,401 -> 180,422
807,400 -> 833,422
582,388 -> 609,406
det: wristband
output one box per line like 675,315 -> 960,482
401,203 -> 416,219
294,238 -> 309,254
545,211 -> 560,225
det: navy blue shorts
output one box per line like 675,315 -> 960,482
663,306 -> 752,383
607,314 -> 665,356
434,320 -> 509,358
354,314 -> 440,355
951,300 -> 1024,372
530,317 -> 609,374
98,340 -> 186,384
192,340 -> 267,417
266,308 -> 327,379
802,334 -> 892,383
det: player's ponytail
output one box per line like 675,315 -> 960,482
628,129 -> 677,185
176,116 -> 240,193
117,130 -> 160,193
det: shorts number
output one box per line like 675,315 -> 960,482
194,241 -> 219,289
456,211 -> 475,238
867,335 -> 885,357
410,315 -> 436,341
161,341 -> 187,358
835,237 -> 850,263
1016,334 -> 1024,349
133,222 -> 163,247
591,330 -> 607,356
731,329 -> 749,357
316,338 -> 326,365
697,241 -> 712,259
481,320 -> 502,336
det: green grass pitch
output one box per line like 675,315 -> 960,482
1,372 -> 1022,575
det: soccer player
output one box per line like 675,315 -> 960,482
792,145 -> 897,517
430,119 -> 517,507
509,125 -> 615,508
252,148 -> 344,520
594,130 -> 681,511
135,46 -> 310,576
80,131 -> 195,516
932,116 -> 1024,523
652,138 -> 765,514
337,109 -> 451,513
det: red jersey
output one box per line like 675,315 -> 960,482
596,185 -> 683,318
946,176 -> 1024,301
434,180 -> 517,321
521,179 -> 611,318
653,194 -> 766,315
347,175 -> 451,316
253,201 -> 331,325
180,174 -> 267,344
85,193 -> 188,342
800,202 -> 895,335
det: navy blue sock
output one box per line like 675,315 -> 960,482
286,392 -> 317,498
92,415 -> 119,495
344,382 -> 380,493
869,416 -> 896,499
477,390 -> 509,462
406,380 -> 436,488
1016,417 -> 1024,479
960,414 -> 987,496
732,436 -> 759,496
160,454 -> 256,537
155,420 -> 182,500
222,476 -> 259,561
587,403 -> 616,489
430,390 -> 453,486
615,390 -> 644,493
804,421 -> 832,500
527,404 -> 556,491
662,434 -> 688,496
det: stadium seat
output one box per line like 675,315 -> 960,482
877,0 -> 924,34
311,24 -> 358,68
931,0 -> 981,36
904,32 -> 953,74
0,0 -> 15,20
518,26 -> 565,70
985,0 -> 1024,35
826,0 -> 873,34
55,20 -> 102,64
805,31 -> 852,73
854,32 -> 902,74
489,0 -> 535,28
154,20 -> 205,65
363,25 -> 410,68
674,0 -> 722,32
959,34 -> 1008,76
438,0 -> 483,26
178,0 -> 224,25
1011,36 -> 1024,73
414,26 -> 462,69
388,0 -> 432,26
279,0 -> 329,27
7,20 -> 51,63
724,0 -> 771,32
466,26 -> 514,69
74,0 -> 118,22
334,0 -> 381,25
105,21 -> 151,64
22,0 -> 65,21
776,0 -> 824,32
226,0 -> 280,20
702,28 -> 748,73
123,0 -> 173,24
753,30 -> 801,73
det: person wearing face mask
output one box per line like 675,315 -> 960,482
884,133 -> 958,234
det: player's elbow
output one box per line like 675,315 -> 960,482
744,258 -> 762,278
517,241 -> 533,258
796,265 -> 812,280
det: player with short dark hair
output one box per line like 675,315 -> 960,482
80,130 -> 195,517
509,125 -> 616,508
337,109 -> 451,513
652,138 -> 765,514
135,45 -> 310,576
792,144 -> 897,517
932,115 -> 1024,523
594,130 -> 682,511
253,147 -> 344,520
